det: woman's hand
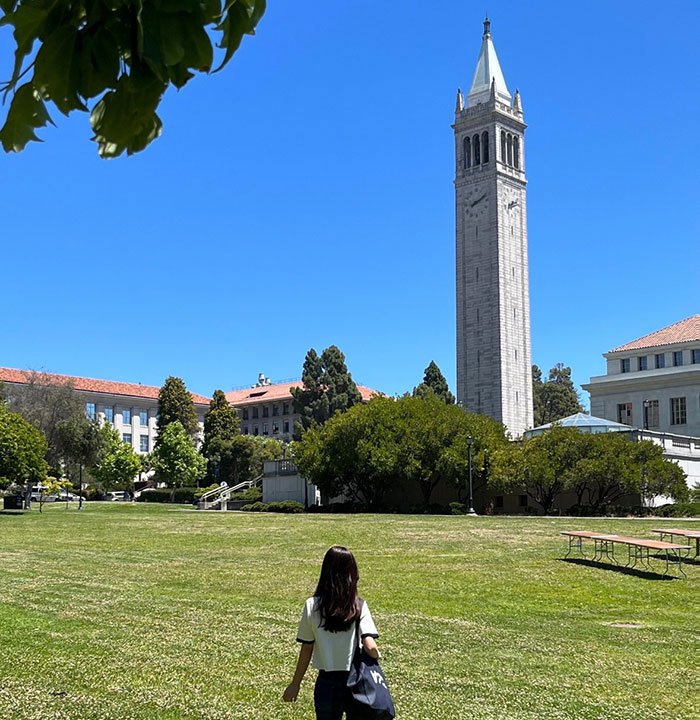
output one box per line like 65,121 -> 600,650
283,681 -> 300,702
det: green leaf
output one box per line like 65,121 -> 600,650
0,82 -> 54,153
78,27 -> 121,99
34,25 -> 87,115
213,1 -> 249,72
1,4 -> 51,97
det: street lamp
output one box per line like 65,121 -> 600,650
643,400 -> 651,431
466,435 -> 477,516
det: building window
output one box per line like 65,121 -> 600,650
253,425 -> 259,436
481,130 -> 489,162
273,421 -> 280,434
655,353 -> 665,369
673,351 -> 683,367
507,133 -> 513,166
262,406 -> 269,418
122,433 -> 132,445
272,404 -> 279,416
123,409 -> 132,425
638,356 -> 647,371
501,130 -> 506,162
670,397 -> 686,425
620,358 -> 630,373
513,136 -> 520,169
472,133 -> 481,165
140,435 -> 149,453
262,423 -> 269,436
692,349 -> 700,364
283,402 -> 290,415
242,408 -> 249,420
644,400 -> 659,428
463,136 -> 471,169
617,403 -> 632,425
104,406 -> 114,423
252,407 -> 258,419
283,420 -> 290,434
242,426 -> 249,435
139,410 -> 148,426
86,402 -> 96,420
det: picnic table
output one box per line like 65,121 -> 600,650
561,531 -> 690,577
651,528 -> 700,557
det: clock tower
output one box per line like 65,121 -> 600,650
454,18 -> 533,437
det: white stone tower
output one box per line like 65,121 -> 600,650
454,18 -> 533,437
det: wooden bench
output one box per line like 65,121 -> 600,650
651,528 -> 700,557
561,531 -> 690,577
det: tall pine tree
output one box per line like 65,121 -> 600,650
201,390 -> 240,483
532,363 -> 583,426
156,377 -> 200,445
291,345 -> 362,436
413,361 -> 455,404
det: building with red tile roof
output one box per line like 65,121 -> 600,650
582,316 -> 700,439
225,373 -> 380,441
0,367 -> 210,455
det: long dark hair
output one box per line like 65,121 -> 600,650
314,546 -> 360,632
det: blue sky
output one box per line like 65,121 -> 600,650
1,1 -> 699,406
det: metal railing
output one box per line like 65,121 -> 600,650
199,474 -> 264,511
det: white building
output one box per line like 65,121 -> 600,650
225,373 -> 377,442
0,367 -> 210,455
582,315 -> 700,438
454,18 -> 533,438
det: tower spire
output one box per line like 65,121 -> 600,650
466,18 -> 511,106
455,87 -> 464,112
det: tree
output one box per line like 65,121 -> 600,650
291,345 -> 363,436
1,371 -> 86,472
0,403 -> 48,508
413,361 -> 455,404
37,475 -> 71,513
532,363 -> 583,426
490,426 -> 589,514
152,421 -> 205,489
56,415 -> 107,508
157,377 -> 200,444
201,389 -> 240,483
0,0 -> 266,157
90,424 -> 141,493
295,394 -> 508,509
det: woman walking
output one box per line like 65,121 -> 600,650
283,545 -> 381,719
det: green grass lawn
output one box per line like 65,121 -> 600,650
0,503 -> 697,720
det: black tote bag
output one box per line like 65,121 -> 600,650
346,617 -> 396,719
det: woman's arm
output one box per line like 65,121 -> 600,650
362,636 -> 380,660
283,643 -> 314,701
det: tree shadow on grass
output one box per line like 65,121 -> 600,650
0,510 -> 27,517
558,557 -> 679,581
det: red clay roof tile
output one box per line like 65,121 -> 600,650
0,367 -> 211,405
609,315 -> 700,353
224,381 -> 378,406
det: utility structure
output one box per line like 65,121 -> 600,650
454,18 -> 533,438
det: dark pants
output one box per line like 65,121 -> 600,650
314,671 -> 358,720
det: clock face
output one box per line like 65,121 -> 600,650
464,188 -> 488,220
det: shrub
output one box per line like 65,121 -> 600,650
241,501 -> 265,512
656,502 -> 700,518
264,501 -> 304,514
450,502 -> 466,515
136,489 -> 172,503
193,484 -> 220,499
230,486 -> 262,502
172,487 -> 198,504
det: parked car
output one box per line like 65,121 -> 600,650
56,492 -> 83,502
30,485 -> 57,503
104,491 -> 129,502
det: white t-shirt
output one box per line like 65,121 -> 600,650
296,596 -> 379,671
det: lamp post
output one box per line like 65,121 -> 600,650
466,435 -> 477,516
643,400 -> 650,431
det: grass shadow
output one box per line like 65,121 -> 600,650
558,557 -> 679,581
